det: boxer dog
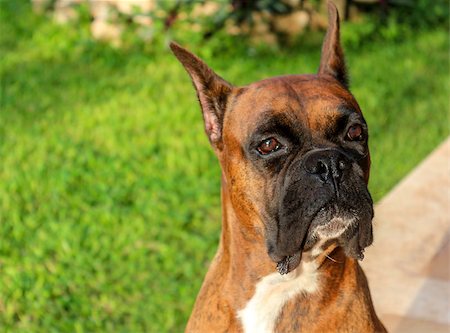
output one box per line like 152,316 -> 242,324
170,2 -> 386,332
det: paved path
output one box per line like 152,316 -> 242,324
362,137 -> 450,333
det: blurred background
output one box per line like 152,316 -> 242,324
0,0 -> 448,332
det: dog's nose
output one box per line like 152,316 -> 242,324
304,149 -> 350,184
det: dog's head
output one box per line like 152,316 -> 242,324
171,2 -> 373,274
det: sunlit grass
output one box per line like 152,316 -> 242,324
0,1 -> 448,332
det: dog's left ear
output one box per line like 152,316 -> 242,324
170,42 -> 233,149
318,1 -> 348,88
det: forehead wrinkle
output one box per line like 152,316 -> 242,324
305,98 -> 338,125
307,102 -> 358,135
253,110 -> 294,132
228,83 -> 311,146
234,88 -> 300,118
280,80 -> 308,130
338,104 -> 361,116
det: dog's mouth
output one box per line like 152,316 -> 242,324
272,202 -> 372,275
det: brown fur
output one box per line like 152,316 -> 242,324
170,2 -> 385,332
275,247 -> 384,332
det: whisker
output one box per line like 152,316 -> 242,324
325,254 -> 342,263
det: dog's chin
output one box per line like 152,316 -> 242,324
309,205 -> 358,242
272,215 -> 354,275
305,204 -> 370,260
274,204 -> 372,275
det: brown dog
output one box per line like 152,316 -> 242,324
171,2 -> 386,332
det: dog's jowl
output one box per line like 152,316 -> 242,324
171,2 -> 386,332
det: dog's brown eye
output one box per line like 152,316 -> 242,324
257,138 -> 282,155
346,124 -> 364,141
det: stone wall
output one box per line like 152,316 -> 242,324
31,0 -> 351,46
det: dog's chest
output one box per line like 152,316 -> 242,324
238,260 -> 318,333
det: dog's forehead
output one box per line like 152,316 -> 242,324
227,75 -> 361,137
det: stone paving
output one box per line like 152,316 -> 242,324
362,137 -> 450,332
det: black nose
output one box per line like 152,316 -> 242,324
304,149 -> 350,185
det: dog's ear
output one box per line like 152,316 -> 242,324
170,42 -> 233,148
318,1 -> 348,88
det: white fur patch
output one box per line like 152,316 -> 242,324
315,217 -> 355,239
238,260 -> 318,333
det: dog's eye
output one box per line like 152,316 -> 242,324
346,124 -> 364,141
257,138 -> 282,155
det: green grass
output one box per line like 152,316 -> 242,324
0,2 -> 448,332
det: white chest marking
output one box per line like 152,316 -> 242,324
238,260 -> 318,333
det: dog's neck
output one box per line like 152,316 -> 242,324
187,176 -> 381,332
217,175 -> 345,310
217,178 -> 274,306
217,178 -> 369,333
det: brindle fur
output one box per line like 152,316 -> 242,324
170,2 -> 386,332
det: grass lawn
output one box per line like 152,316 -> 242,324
0,2 -> 448,332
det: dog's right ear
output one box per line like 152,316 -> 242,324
170,42 -> 233,149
